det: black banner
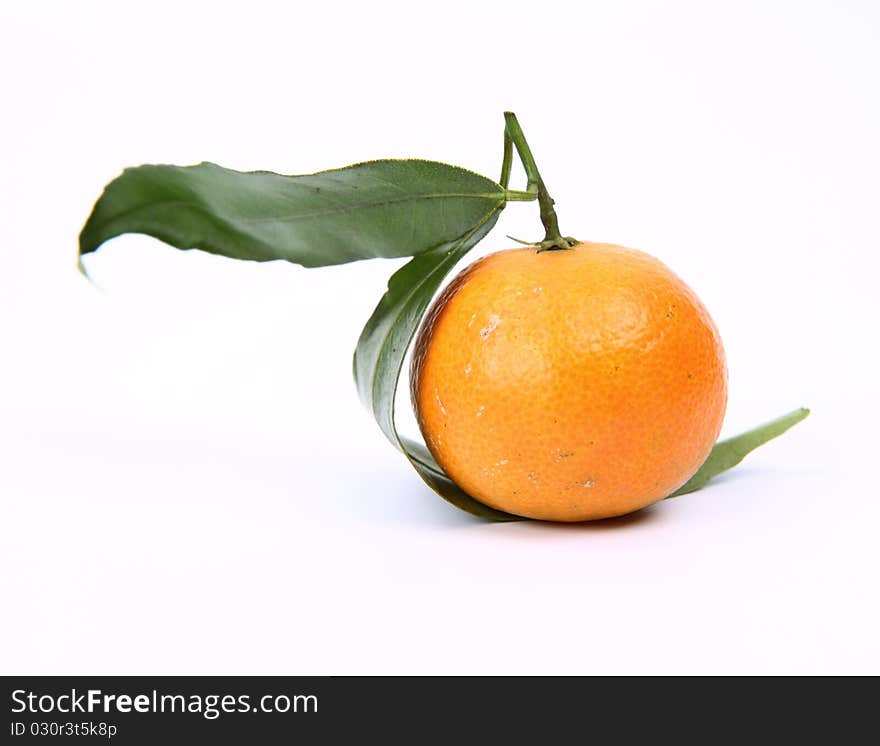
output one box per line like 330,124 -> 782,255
2,675 -> 868,742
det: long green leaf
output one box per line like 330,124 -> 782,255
352,211 -> 520,521
79,160 -> 505,267
669,408 -> 810,498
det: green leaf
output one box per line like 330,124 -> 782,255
79,153 -> 513,518
352,211 -> 520,521
79,160 -> 505,267
669,408 -> 811,498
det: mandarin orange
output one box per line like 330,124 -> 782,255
410,241 -> 727,521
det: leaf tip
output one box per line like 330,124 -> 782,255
77,252 -> 108,293
76,255 -> 91,281
789,407 -> 811,425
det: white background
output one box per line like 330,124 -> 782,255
1,0 -> 878,674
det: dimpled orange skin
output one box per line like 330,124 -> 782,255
410,242 -> 728,522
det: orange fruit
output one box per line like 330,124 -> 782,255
410,241 -> 727,521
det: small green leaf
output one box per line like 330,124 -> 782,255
669,408 -> 810,498
79,160 -> 505,267
352,210 -> 520,521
